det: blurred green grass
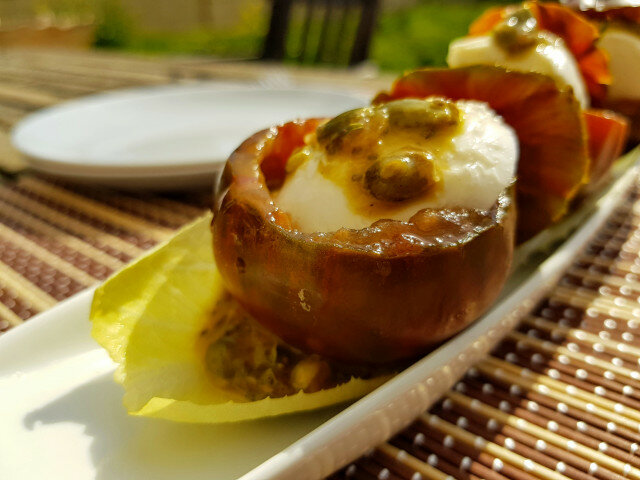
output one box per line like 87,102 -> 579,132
95,0 -> 512,72
371,1 -> 511,70
117,30 -> 263,57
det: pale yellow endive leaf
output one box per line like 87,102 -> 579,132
90,213 -> 390,423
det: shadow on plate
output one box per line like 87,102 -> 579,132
23,372 -> 342,480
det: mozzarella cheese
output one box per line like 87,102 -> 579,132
275,100 -> 518,233
599,27 -> 640,100
447,32 -> 589,108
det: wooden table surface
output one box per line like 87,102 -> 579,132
4,48 -> 640,480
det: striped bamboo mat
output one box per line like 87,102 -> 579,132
0,174 -> 208,331
328,179 -> 640,479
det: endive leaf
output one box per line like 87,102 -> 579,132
90,213 -> 390,423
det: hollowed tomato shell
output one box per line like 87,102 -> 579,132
598,98 -> 640,144
373,66 -> 589,242
212,119 -> 516,365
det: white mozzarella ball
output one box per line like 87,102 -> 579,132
275,100 -> 518,233
599,27 -> 640,100
437,100 -> 518,210
276,155 -> 374,231
447,33 -> 589,108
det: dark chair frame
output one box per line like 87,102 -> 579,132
261,0 -> 380,66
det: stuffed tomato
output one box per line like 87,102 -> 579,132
213,98 -> 517,365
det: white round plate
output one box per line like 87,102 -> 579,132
11,83 -> 367,189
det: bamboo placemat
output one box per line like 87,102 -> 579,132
328,179 -> 640,479
0,174 -> 210,330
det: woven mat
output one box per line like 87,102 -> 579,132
0,175 -> 209,331
328,180 -> 640,480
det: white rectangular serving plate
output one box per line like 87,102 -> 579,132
1,150 -> 638,480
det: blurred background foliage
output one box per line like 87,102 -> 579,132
1,0 -> 513,71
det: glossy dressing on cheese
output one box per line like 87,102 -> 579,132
275,98 -> 518,233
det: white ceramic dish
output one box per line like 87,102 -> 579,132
0,154 -> 637,480
10,83 -> 367,189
